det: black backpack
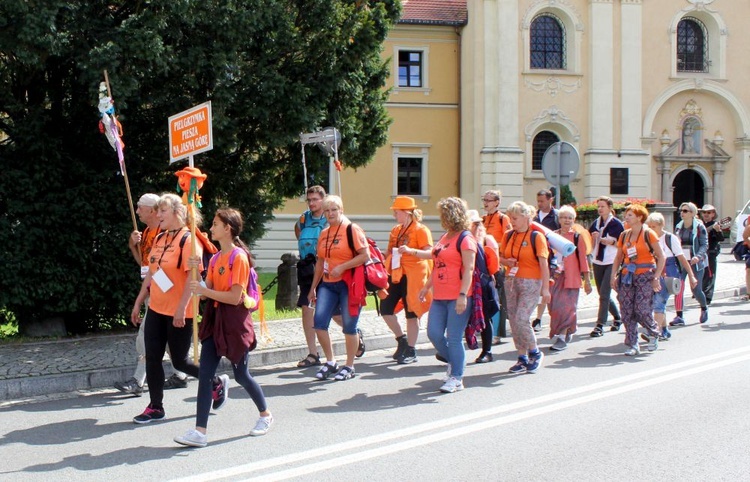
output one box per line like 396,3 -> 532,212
457,231 -> 500,320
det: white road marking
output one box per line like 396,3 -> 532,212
172,346 -> 750,482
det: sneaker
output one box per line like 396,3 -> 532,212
532,318 -> 542,333
669,316 -> 686,327
397,346 -> 418,365
356,329 -> 366,358
435,353 -> 449,363
334,366 -> 355,381
624,345 -> 641,356
609,321 -> 622,332
392,335 -> 408,360
475,351 -> 493,363
315,362 -> 340,381
564,333 -> 573,344
442,364 -> 452,382
550,337 -> 568,352
699,310 -> 709,324
440,377 -> 464,393
114,377 -> 143,397
646,335 -> 659,352
590,325 -> 604,337
661,327 -> 672,340
508,357 -> 528,374
526,351 -> 544,373
174,429 -> 207,448
492,336 -> 503,345
133,405 -> 165,424
212,374 -> 230,410
250,415 -> 274,436
164,373 -> 188,389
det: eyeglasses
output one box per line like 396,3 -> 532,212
306,198 -> 322,204
482,198 -> 498,203
680,209 -> 691,213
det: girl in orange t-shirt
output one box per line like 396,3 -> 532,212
499,201 -> 549,374
308,195 -> 369,382
130,193 -> 202,424
173,208 -> 272,448
611,205 -> 666,356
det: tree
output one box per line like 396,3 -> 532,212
0,0 -> 401,332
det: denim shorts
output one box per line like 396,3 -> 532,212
653,278 -> 669,313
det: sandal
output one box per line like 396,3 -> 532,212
334,366 -> 355,381
610,321 -> 622,332
297,353 -> 321,368
355,329 -> 366,358
589,325 -> 604,337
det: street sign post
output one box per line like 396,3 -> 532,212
541,141 -> 580,207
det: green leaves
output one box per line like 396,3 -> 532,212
0,0 -> 399,331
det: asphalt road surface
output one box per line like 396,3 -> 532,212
1,299 -> 749,481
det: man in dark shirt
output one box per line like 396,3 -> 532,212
700,204 -> 724,304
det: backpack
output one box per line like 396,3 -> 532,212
504,230 -> 558,273
208,247 -> 260,313
156,229 -> 218,280
345,224 -> 389,293
298,210 -> 327,260
457,231 -> 500,320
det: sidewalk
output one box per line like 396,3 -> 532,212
1,252 -> 746,402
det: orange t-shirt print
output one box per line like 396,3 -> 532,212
140,227 -> 160,267
316,222 -> 367,283
207,250 -> 250,293
431,232 -> 477,300
148,228 -> 203,318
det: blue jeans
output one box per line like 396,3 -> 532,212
427,298 -> 472,379
196,337 -> 267,429
314,281 -> 360,335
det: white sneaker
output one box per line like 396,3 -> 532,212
250,415 -> 274,436
624,345 -> 641,356
441,363 -> 452,382
174,429 -> 207,448
646,335 -> 659,352
440,377 -> 464,393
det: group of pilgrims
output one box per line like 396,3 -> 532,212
120,184 -> 722,448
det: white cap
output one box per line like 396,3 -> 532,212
137,193 -> 160,207
467,209 -> 482,223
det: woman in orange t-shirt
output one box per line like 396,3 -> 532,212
420,197 -> 476,394
130,193 -> 203,424
611,204 -> 666,356
308,195 -> 369,382
499,201 -> 550,374
382,196 -> 433,365
173,208 -> 272,447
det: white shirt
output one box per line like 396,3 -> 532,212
658,231 -> 685,260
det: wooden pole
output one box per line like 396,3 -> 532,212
103,70 -> 139,235
189,155 -> 199,364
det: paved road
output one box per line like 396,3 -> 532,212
0,298 -> 748,481
0,252 -> 746,401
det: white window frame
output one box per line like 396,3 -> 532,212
393,46 -> 431,94
392,144 -> 430,200
669,9 -> 727,80
522,4 -> 583,75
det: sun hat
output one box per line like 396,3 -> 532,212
137,193 -> 160,207
700,204 -> 716,212
390,196 -> 418,211
467,209 -> 483,224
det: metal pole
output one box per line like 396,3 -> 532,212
188,154 -> 199,364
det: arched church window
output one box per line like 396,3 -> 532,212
530,14 -> 566,70
677,17 -> 708,72
532,131 -> 560,170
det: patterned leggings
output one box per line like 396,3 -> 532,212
617,272 -> 660,347
504,277 -> 542,353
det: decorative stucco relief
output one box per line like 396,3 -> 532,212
521,0 -> 584,31
524,105 -> 580,142
524,76 -> 581,97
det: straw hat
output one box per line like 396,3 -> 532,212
390,196 -> 417,211
700,204 -> 716,212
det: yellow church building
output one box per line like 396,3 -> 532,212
255,0 -> 750,269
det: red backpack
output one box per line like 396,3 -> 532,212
345,224 -> 389,292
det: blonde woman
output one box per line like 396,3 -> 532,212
382,196 -> 433,364
670,202 -> 709,325
499,201 -> 550,373
419,197 -> 475,393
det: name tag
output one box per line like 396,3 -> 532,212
152,268 -> 174,292
508,266 -> 519,277
140,266 -> 149,279
391,248 -> 402,269
323,260 -> 330,275
627,247 -> 637,259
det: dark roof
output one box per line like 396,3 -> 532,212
400,0 -> 468,27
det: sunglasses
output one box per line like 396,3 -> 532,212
680,209 -> 692,213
